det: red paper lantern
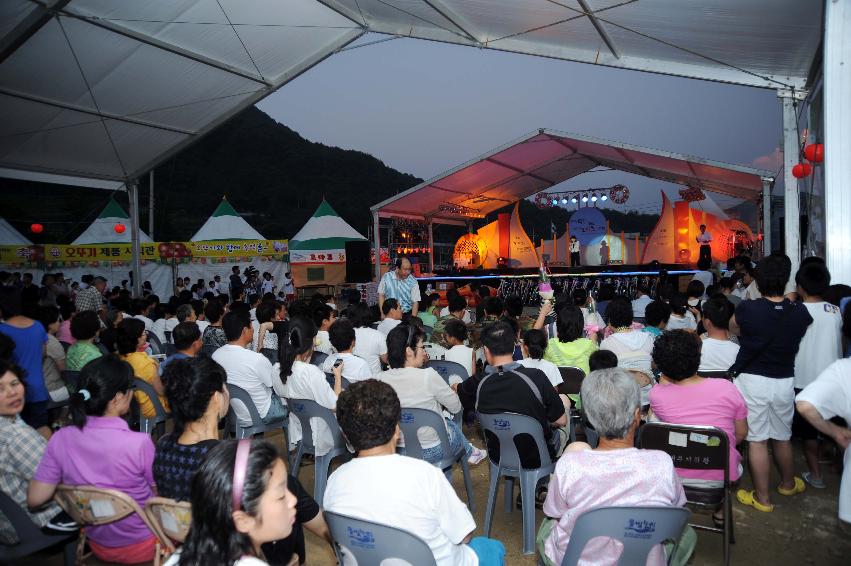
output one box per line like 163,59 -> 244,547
114,223 -> 126,233
803,143 -> 824,163
30,223 -> 43,234
792,163 -> 812,178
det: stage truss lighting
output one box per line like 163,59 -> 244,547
581,195 -> 589,203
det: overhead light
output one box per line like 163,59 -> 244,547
581,195 -> 589,203
561,198 -> 568,204
591,194 -> 598,202
601,195 -> 608,201
552,199 -> 558,206
571,197 -> 578,204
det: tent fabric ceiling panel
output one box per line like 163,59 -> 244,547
325,0 -> 467,43
440,0 -> 585,43
0,1 -> 38,40
102,119 -> 190,176
372,129 -> 773,222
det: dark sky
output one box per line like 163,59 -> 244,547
257,34 -> 784,216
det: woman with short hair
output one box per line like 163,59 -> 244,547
202,299 -> 228,352
539,368 -> 690,566
541,305 -> 598,374
116,318 -> 168,419
65,310 -> 103,371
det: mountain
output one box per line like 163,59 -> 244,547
0,107 -> 421,242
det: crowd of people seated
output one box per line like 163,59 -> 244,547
1,250 -> 850,564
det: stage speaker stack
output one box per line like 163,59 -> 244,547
345,241 -> 372,283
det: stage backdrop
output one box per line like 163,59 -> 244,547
456,202 -> 539,269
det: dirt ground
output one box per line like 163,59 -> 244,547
17,429 -> 850,566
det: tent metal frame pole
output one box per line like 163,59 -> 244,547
761,178 -> 772,257
824,0 -> 851,285
372,210 -> 381,282
127,179 -> 142,297
779,89 -> 804,274
427,218 -> 434,272
148,170 -> 154,240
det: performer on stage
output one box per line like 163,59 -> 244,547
696,224 -> 712,264
378,257 -> 421,320
569,235 -> 581,267
600,240 -> 609,265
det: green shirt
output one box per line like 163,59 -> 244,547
543,337 -> 598,374
66,341 -> 102,372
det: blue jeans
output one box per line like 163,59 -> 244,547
421,418 -> 472,464
262,394 -> 288,424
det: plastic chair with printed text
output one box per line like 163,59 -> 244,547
426,359 -> 469,384
0,491 -> 77,566
397,407 -> 475,512
325,511 -> 437,566
639,422 -> 734,566
558,506 -> 690,566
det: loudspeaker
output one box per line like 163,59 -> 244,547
345,240 -> 372,283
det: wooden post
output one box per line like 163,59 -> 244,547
620,230 -> 625,262
635,235 -> 640,264
553,235 -> 558,262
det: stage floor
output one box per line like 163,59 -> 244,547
422,263 -> 696,280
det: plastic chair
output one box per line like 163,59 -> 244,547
163,343 -> 177,356
147,332 -> 165,356
697,370 -> 732,381
59,340 -> 72,352
557,366 -> 585,442
422,324 -> 434,339
325,511 -> 437,566
0,491 -> 77,566
54,485 -> 168,565
639,422 -> 733,565
289,398 -> 352,504
201,344 -> 219,356
132,377 -> 170,436
226,383 -> 290,463
426,359 -> 469,384
96,342 -> 110,356
145,498 -> 191,566
477,412 -> 556,554
324,372 -> 352,390
311,350 -> 328,367
164,330 -> 173,344
559,506 -> 690,566
398,408 -> 475,512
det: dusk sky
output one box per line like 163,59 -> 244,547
257,33 -> 784,217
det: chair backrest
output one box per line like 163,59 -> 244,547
54,485 -> 162,537
163,343 -> 177,356
59,340 -> 72,352
164,330 -> 173,344
311,351 -> 328,367
288,398 -> 347,452
62,370 -> 80,390
561,506 -> 690,566
147,332 -> 165,356
477,412 -> 553,471
324,373 -> 352,390
227,382 -> 264,428
422,324 -> 434,337
426,359 -> 469,384
638,422 -> 729,483
133,377 -> 169,420
325,511 -> 437,566
144,497 -> 192,551
557,366 -> 585,396
696,370 -> 732,381
398,408 -> 452,464
96,342 -> 110,356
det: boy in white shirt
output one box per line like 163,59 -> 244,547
793,261 -> 843,489
377,298 -> 403,335
312,303 -> 336,355
699,295 -> 740,372
348,303 -> 388,375
441,318 -> 475,379
322,319 -> 373,383
324,380 -> 501,566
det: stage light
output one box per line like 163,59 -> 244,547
581,195 -> 589,203
601,195 -> 608,201
552,199 -> 558,206
571,197 -> 578,204
561,198 -> 568,204
591,194 -> 598,202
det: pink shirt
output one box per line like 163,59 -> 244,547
543,448 -> 685,566
56,320 -> 76,345
649,378 -> 747,481
33,416 -> 155,547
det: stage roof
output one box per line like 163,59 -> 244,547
370,129 -> 776,224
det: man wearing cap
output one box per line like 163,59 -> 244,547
74,276 -> 106,316
378,257 -> 421,319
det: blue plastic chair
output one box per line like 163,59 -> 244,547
147,332 -> 165,356
559,506 -> 690,566
325,511 -> 437,566
289,398 -> 352,504
478,412 -> 556,554
311,350 -> 328,367
398,407 -> 475,512
324,373 -> 352,390
226,383 -> 290,465
132,377 -> 170,436
639,422 -> 733,565
426,359 -> 470,384
0,491 -> 77,566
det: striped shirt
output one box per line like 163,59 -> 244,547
378,271 -> 421,313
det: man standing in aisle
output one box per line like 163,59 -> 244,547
378,257 -> 420,320
696,224 -> 713,264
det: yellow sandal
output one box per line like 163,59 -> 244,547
736,489 -> 774,512
777,476 -> 806,496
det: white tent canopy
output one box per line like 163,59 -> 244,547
0,216 -> 31,244
72,199 -> 152,245
290,199 -> 366,262
190,197 -> 265,241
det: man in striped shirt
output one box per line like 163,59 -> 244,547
378,257 -> 421,319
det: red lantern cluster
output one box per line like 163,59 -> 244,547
792,163 -> 812,179
114,223 -> 126,234
157,242 -> 191,259
30,223 -> 44,234
804,143 -> 824,163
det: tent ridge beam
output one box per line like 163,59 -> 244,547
59,9 -> 274,88
420,0 -> 481,44
0,88 -> 197,135
0,0 -> 72,65
484,156 -> 556,185
576,0 -> 620,59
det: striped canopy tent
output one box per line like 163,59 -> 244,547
289,200 -> 366,287
72,199 -> 152,245
0,216 -> 31,245
190,197 -> 265,241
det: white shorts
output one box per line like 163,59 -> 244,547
736,373 -> 794,442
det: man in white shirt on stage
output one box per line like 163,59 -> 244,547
696,224 -> 712,264
378,257 -> 421,320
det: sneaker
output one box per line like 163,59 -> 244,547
467,447 -> 488,465
802,471 -> 826,489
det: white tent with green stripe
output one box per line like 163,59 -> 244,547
289,200 -> 366,264
0,216 -> 31,245
191,197 -> 265,241
72,199 -> 152,245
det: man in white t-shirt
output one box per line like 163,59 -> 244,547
699,296 -> 740,372
696,224 -> 712,264
348,303 -> 388,374
312,303 -> 336,355
321,319 -> 373,382
631,285 -> 653,319
792,262 -> 843,489
796,358 -> 851,523
212,310 -> 287,425
377,298 -> 403,336
324,380 -> 486,566
260,272 -> 275,296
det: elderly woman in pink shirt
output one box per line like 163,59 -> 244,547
28,355 -> 157,564
538,368 -> 692,566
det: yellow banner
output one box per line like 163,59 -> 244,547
0,240 -> 289,265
